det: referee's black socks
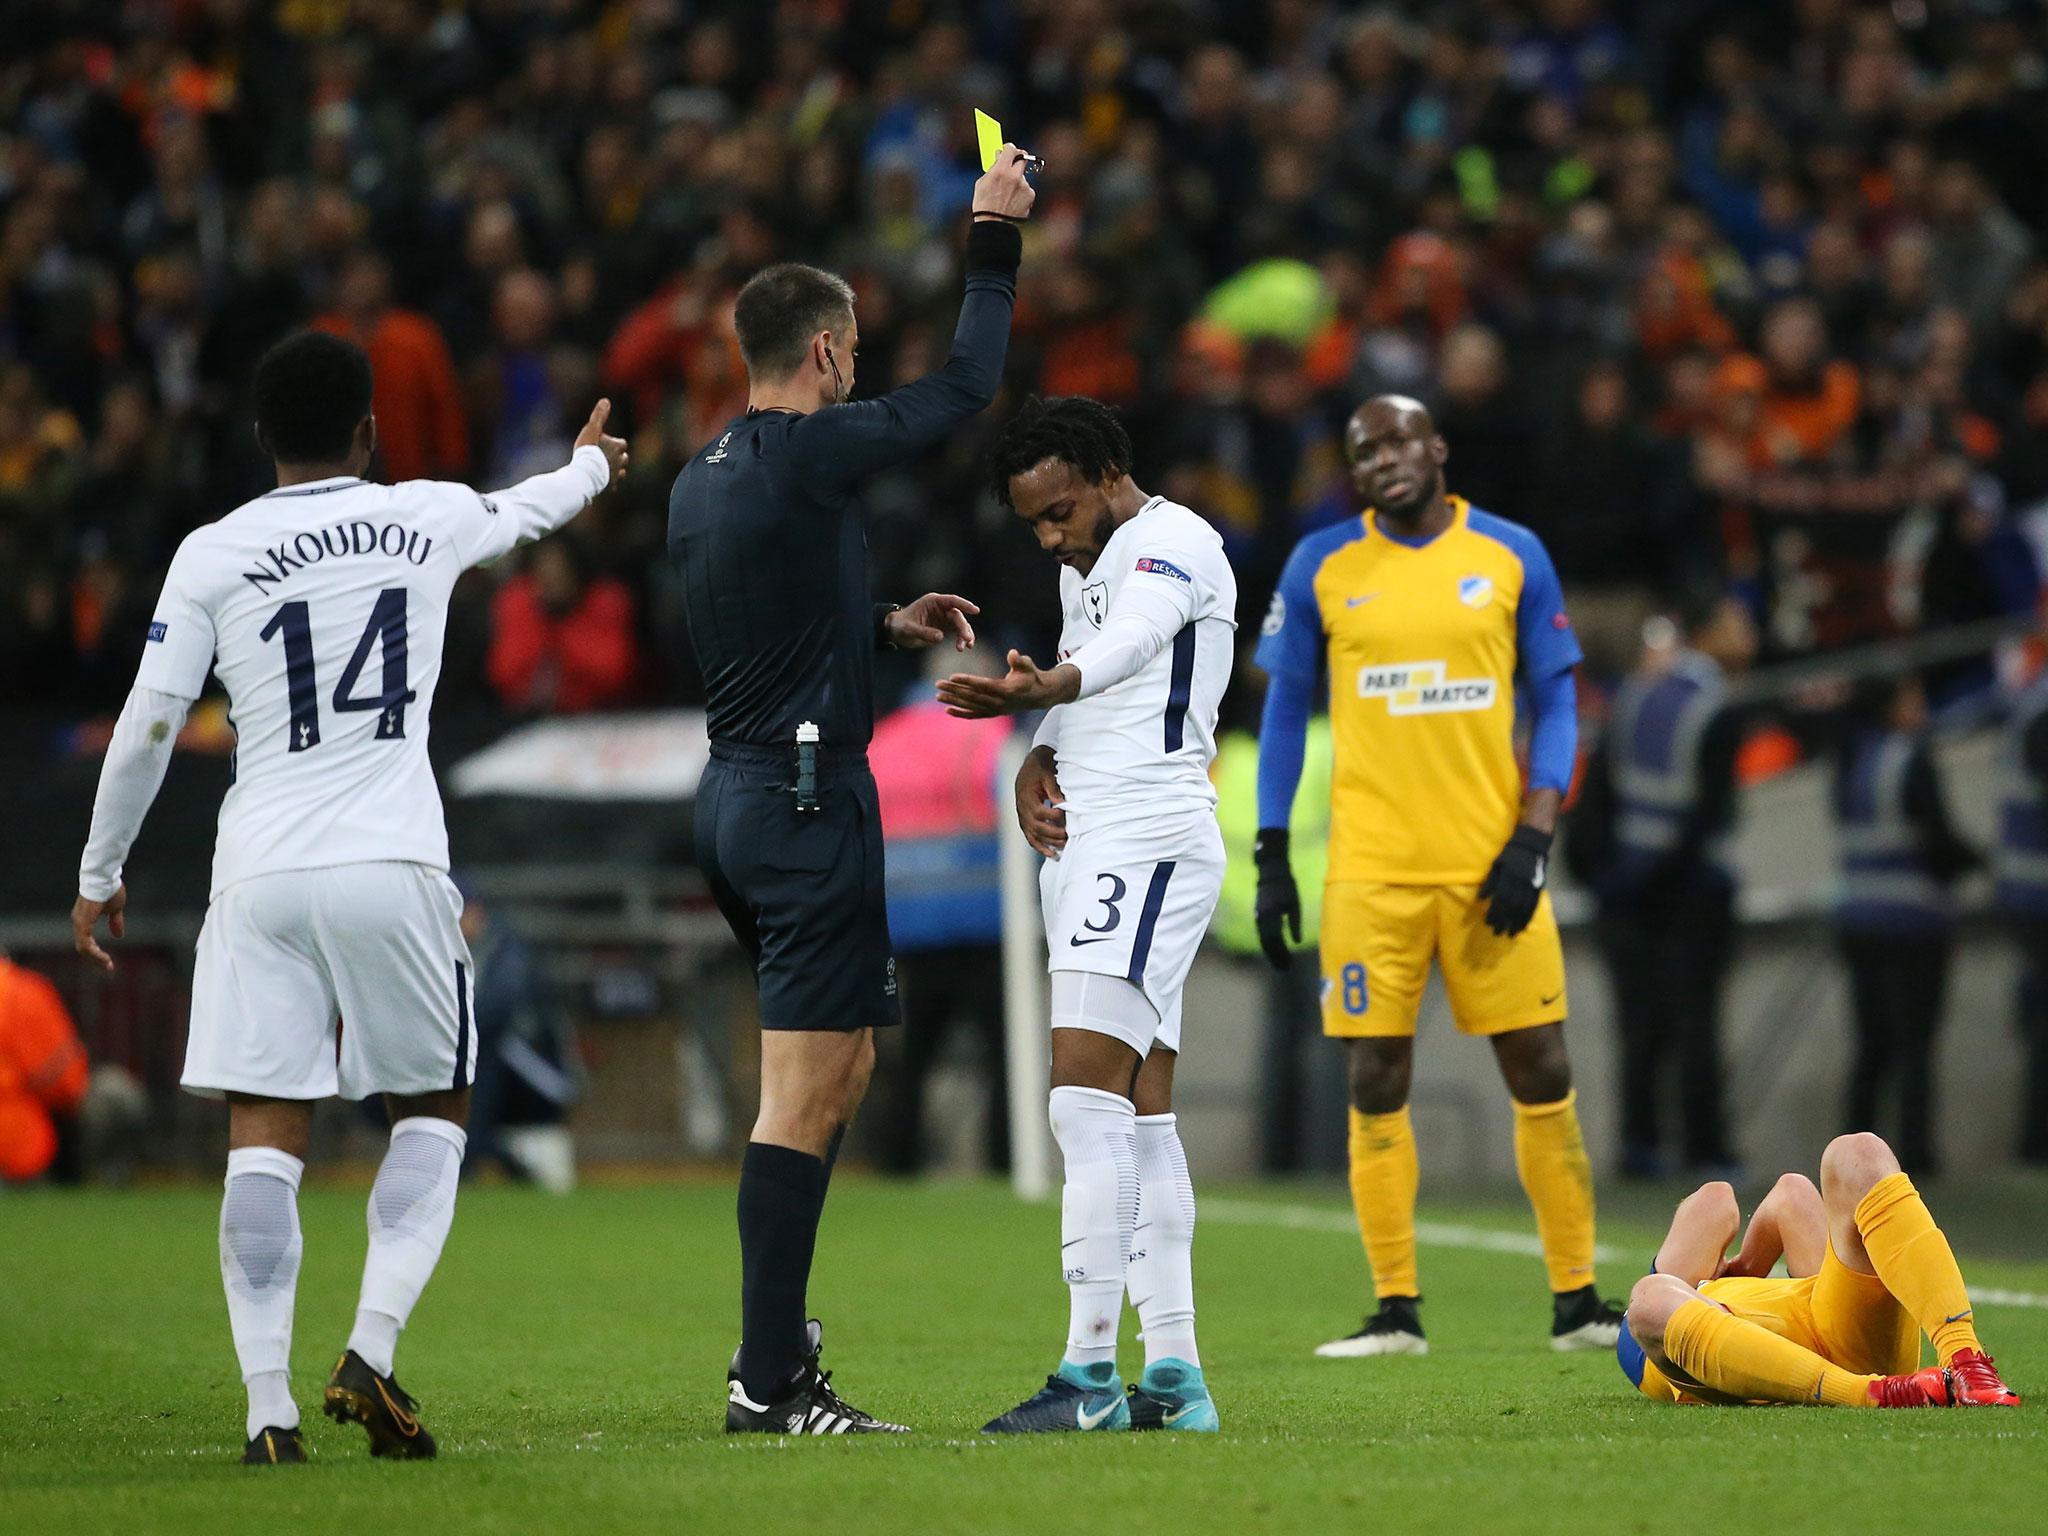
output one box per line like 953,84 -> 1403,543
736,1140 -> 827,1402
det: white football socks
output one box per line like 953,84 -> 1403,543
347,1117 -> 466,1377
1130,1112 -> 1200,1368
1048,1085 -> 1139,1369
220,1146 -> 305,1438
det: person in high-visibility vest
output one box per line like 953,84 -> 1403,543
0,955 -> 89,1183
1596,593 -> 1755,1180
1830,677 -> 1978,1176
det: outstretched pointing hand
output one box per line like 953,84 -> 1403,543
576,398 -> 630,486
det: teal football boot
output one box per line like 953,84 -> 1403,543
1127,1359 -> 1220,1432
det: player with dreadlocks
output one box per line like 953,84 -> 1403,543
937,396 -> 1237,1433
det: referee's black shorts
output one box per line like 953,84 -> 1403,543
694,741 -> 901,1033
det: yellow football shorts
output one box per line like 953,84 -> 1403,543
1633,1249 -> 1922,1403
1319,882 -> 1567,1038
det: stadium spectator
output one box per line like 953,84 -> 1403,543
486,536 -> 643,716
313,250 -> 469,484
1927,158 -> 2033,343
1532,358 -> 1690,673
1432,322 -> 1531,525
0,954 -> 88,1184
1750,297 -> 1861,470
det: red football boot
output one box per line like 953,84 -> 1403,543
1946,1350 -> 2021,1407
1868,1366 -> 1953,1407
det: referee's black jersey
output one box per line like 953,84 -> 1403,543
667,221 -> 1022,751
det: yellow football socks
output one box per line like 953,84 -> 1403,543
1855,1171 -> 1982,1366
1512,1090 -> 1598,1294
1348,1105 -> 1420,1299
1663,1299 -> 1877,1407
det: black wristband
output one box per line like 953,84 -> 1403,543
965,217 -> 1023,278
874,602 -> 900,650
1253,827 -> 1291,865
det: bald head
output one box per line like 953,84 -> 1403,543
1344,395 -> 1448,522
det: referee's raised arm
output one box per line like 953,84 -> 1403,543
789,145 -> 1035,487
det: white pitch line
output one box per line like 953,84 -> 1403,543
1201,1199 -> 2048,1311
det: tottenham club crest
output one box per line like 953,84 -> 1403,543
1458,574 -> 1494,608
1083,581 -> 1109,627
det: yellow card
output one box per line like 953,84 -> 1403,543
975,108 -> 1003,172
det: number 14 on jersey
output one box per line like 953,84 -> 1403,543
258,588 -> 416,753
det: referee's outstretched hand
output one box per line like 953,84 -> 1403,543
972,145 -> 1037,222
1479,824 -> 1552,937
574,398 -> 629,486
1252,828 -> 1300,970
885,592 -> 980,651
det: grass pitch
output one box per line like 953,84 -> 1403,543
3,1176 -> 2044,1535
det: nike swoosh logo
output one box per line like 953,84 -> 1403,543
375,1379 -> 420,1436
1162,1402 -> 1206,1425
1076,1399 -> 1119,1430
1347,593 -> 1380,607
1947,1310 -> 1974,1323
1069,934 -> 1120,947
1539,991 -> 1562,1006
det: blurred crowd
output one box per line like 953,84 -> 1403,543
6,0 -> 2048,728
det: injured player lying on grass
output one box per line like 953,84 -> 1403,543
1618,1132 -> 2019,1408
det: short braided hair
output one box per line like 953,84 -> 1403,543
989,395 -> 1134,507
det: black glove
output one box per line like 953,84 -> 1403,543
1253,827 -> 1302,970
1479,824 -> 1552,937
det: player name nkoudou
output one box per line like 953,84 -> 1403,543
240,517 -> 438,592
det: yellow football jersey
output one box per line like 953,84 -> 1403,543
1255,497 -> 1581,884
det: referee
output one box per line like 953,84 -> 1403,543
669,146 -> 1035,1435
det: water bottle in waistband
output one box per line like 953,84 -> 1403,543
793,720 -> 821,814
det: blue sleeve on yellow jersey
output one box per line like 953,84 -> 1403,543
1468,511 -> 1583,682
1253,534 -> 1327,681
1253,530 -> 1335,829
1469,511 -> 1581,796
1257,667 -> 1313,828
1526,666 -> 1577,794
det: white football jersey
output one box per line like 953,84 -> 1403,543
1050,497 -> 1237,815
136,449 -> 607,895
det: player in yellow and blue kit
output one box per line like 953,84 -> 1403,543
1617,1132 -> 2018,1409
1254,395 -> 1621,1357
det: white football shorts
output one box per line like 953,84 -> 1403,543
1039,805 -> 1225,1056
182,861 -> 476,1101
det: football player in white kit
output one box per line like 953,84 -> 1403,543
69,332 -> 626,1464
937,397 -> 1235,1434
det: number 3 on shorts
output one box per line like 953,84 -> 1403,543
1341,961 -> 1368,1016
